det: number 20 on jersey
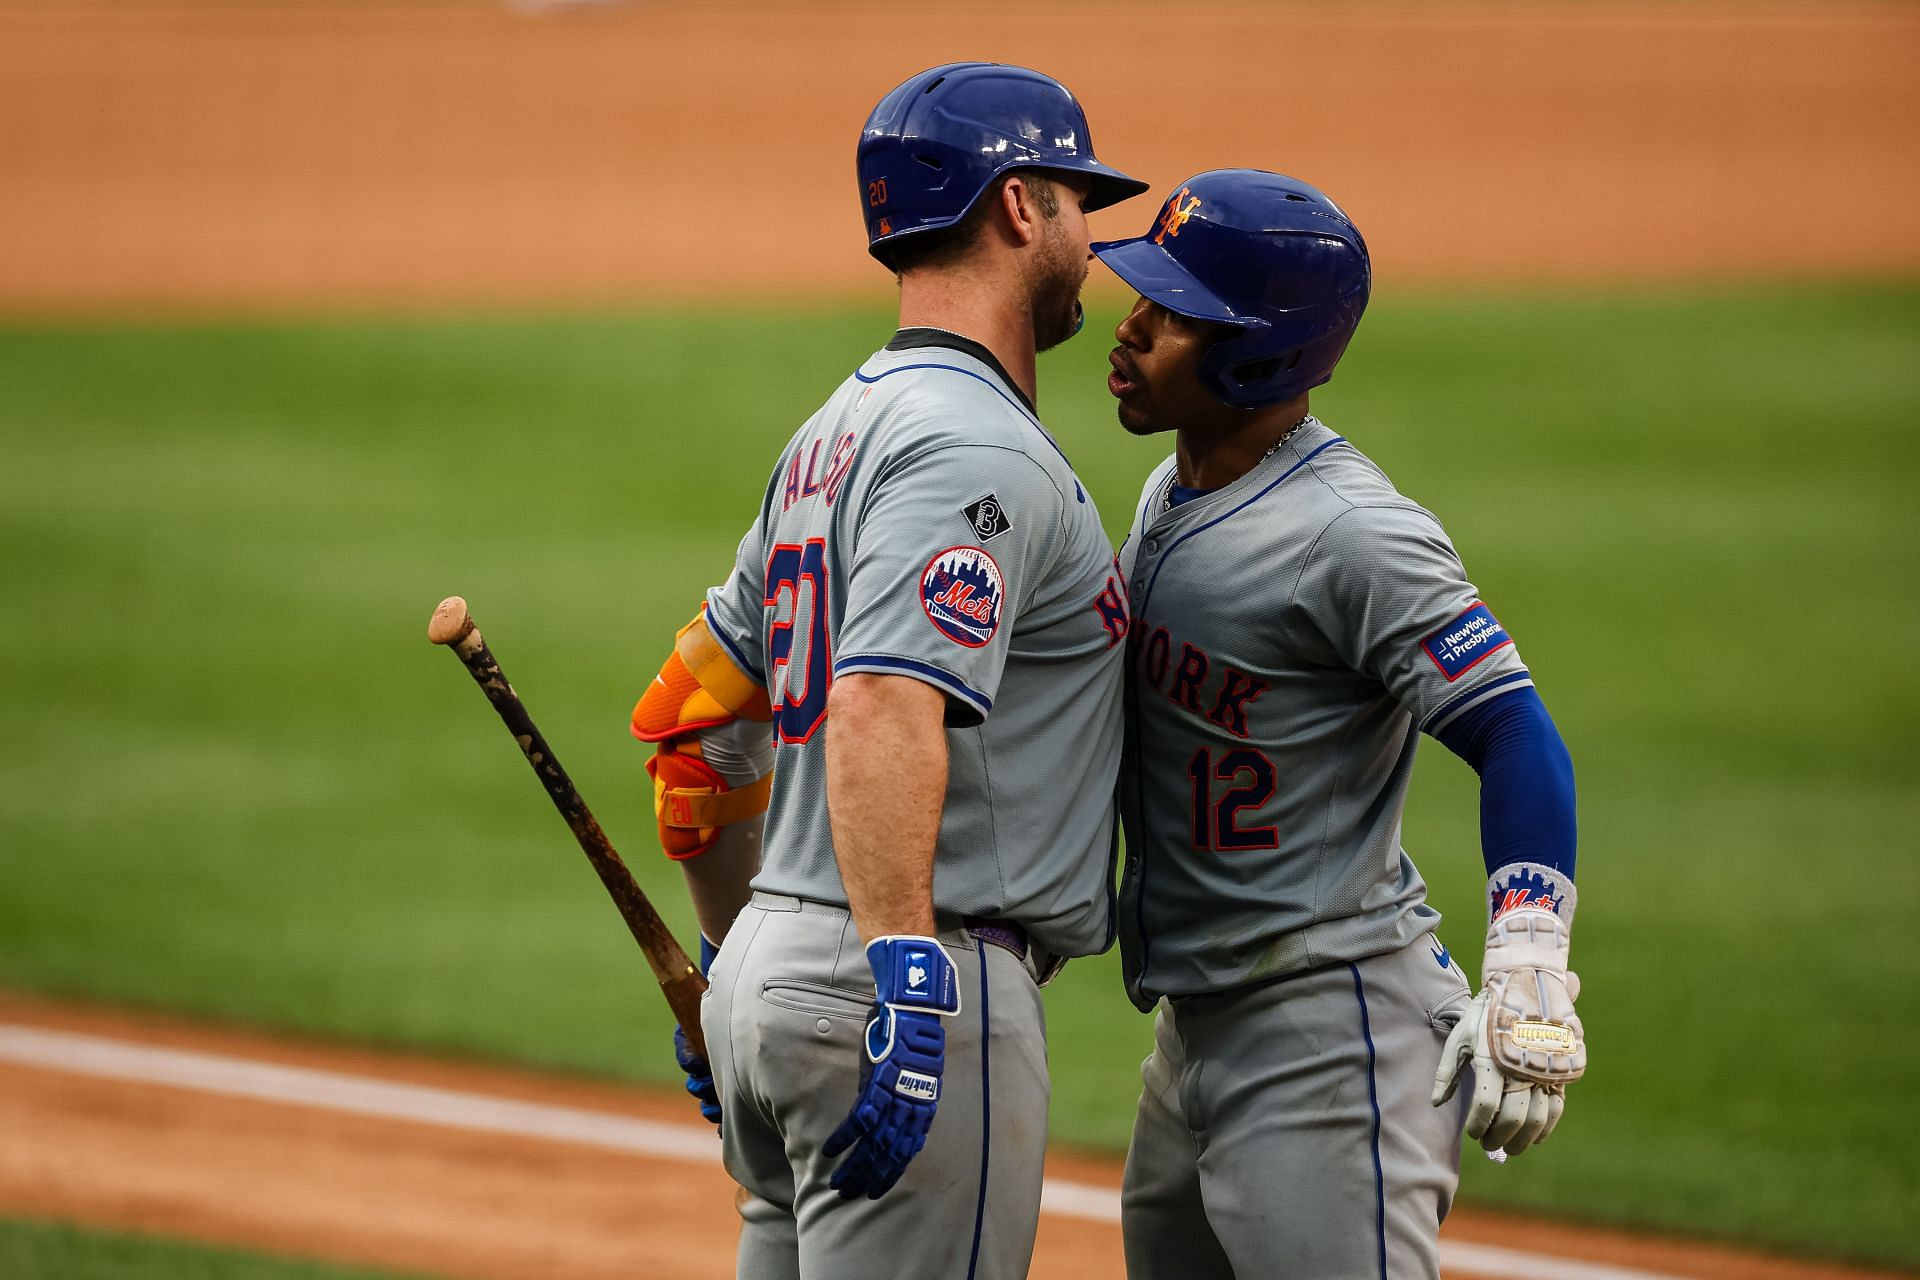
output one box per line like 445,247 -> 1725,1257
765,540 -> 831,742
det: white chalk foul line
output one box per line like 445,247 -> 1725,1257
0,1023 -> 1697,1280
0,1023 -> 722,1162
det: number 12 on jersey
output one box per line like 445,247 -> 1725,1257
766,539 -> 832,743
1186,747 -> 1278,850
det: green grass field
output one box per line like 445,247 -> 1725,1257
0,1217 -> 426,1280
2,284 -> 1916,1268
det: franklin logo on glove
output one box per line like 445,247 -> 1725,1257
896,1071 -> 940,1103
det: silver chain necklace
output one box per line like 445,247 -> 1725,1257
1163,415 -> 1311,513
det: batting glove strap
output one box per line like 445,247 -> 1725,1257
865,935 -> 961,1019
1483,903 -> 1575,981
1482,861 -> 1576,982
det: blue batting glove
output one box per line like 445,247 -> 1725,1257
673,934 -> 722,1129
821,935 -> 961,1200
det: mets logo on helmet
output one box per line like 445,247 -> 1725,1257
1153,187 -> 1201,245
920,546 -> 1004,648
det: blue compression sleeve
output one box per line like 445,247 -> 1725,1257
1432,686 -> 1577,878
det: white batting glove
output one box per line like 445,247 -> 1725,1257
1431,863 -> 1586,1157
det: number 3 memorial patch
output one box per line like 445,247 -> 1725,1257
920,546 -> 1004,648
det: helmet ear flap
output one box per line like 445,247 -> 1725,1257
1199,331 -> 1300,410
1196,302 -> 1367,410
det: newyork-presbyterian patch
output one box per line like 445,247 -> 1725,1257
920,546 -> 1004,648
1421,602 -> 1513,682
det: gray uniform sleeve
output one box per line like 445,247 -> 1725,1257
703,511 -> 770,685
1293,503 -> 1531,732
834,443 -> 1066,728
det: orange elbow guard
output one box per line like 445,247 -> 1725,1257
633,612 -> 773,860
633,613 -> 772,742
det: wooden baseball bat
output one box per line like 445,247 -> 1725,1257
428,595 -> 708,1060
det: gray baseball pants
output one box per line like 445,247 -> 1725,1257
1121,933 -> 1474,1279
702,892 -> 1052,1280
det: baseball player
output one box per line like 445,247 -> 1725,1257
1092,169 -> 1587,1278
629,63 -> 1145,1280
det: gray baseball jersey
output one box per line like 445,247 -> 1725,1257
703,330 -> 1127,957
1115,416 -> 1532,1006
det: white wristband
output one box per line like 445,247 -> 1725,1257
1486,862 -> 1576,927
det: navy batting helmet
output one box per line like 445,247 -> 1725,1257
858,62 -> 1147,263
1092,169 -> 1370,409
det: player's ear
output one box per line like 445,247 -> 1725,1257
996,175 -> 1042,248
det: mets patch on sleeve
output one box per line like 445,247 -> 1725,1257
1421,602 -> 1513,681
920,546 -> 1004,648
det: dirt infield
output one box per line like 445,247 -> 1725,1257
0,992 -> 1907,1280
0,3 -> 1916,312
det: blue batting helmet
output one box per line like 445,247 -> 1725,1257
1092,169 -> 1370,408
858,62 -> 1147,263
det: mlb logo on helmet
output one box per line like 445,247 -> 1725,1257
920,546 -> 1004,648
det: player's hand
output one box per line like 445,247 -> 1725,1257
1432,864 -> 1585,1157
822,935 -> 961,1199
674,1024 -> 722,1126
673,935 -> 723,1130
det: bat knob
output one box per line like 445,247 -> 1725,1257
429,596 -> 475,646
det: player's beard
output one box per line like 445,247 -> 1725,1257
1029,224 -> 1089,354
1116,396 -> 1159,437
